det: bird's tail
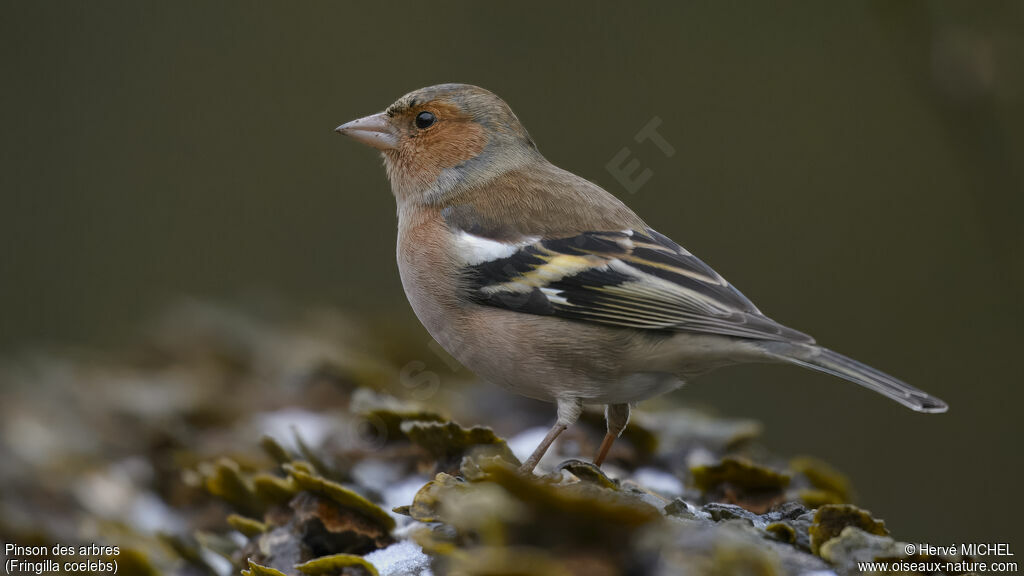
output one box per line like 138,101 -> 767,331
758,342 -> 948,413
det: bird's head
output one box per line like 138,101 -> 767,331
336,84 -> 539,204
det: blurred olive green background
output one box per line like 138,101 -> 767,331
2,1 -> 1022,543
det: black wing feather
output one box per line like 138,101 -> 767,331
460,228 -> 814,343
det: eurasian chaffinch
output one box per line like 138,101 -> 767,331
335,84 -> 947,473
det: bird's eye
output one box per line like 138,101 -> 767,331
415,111 -> 436,129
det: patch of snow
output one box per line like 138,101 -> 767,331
351,459 -> 405,489
365,540 -> 433,576
633,467 -> 684,497
200,548 -> 233,576
129,492 -> 186,533
254,408 -> 336,450
73,463 -> 185,533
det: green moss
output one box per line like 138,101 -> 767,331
295,554 -> 379,576
809,504 -> 888,555
286,465 -> 396,531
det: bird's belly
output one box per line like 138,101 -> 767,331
398,266 -> 682,404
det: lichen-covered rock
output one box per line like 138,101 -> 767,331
691,457 -> 791,514
286,466 -> 396,533
817,526 -> 906,575
400,420 -> 519,472
0,303 -> 941,576
809,504 -> 888,555
406,461 -> 662,574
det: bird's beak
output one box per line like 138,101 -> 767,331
335,112 -> 398,150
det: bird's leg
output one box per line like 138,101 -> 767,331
519,397 -> 582,473
593,403 -> 631,467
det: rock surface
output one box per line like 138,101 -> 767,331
0,303 -> 958,575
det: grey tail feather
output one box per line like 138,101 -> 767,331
760,343 -> 948,413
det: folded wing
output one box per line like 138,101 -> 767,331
458,228 -> 814,343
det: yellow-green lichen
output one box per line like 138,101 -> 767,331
407,472 -> 470,523
408,462 -> 660,559
798,488 -> 844,508
817,526 -> 905,567
790,456 -> 851,503
691,457 -> 791,493
809,504 -> 888,555
203,458 -> 264,517
690,457 -> 792,514
227,514 -> 268,538
556,459 -> 619,491
483,462 -> 660,532
260,436 -> 293,467
241,559 -> 289,576
362,409 -> 446,441
295,553 -> 379,576
252,472 -> 298,505
286,465 -> 396,531
400,420 -> 518,468
765,522 -> 797,544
